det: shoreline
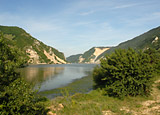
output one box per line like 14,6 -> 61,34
39,74 -> 93,99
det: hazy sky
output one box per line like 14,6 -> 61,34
0,0 -> 160,57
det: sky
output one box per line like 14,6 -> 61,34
0,0 -> 160,57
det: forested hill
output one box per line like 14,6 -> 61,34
0,25 -> 66,64
97,26 -> 160,60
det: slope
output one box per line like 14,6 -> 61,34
97,26 -> 160,60
0,25 -> 66,64
67,47 -> 110,63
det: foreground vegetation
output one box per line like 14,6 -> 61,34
47,76 -> 160,115
47,70 -> 160,115
47,48 -> 160,115
0,32 -> 48,114
93,48 -> 154,98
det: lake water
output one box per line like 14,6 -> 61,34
19,64 -> 96,95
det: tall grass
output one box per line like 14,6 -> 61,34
47,89 -> 152,115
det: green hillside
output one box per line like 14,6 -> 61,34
0,25 -> 66,64
97,26 -> 160,60
67,47 -> 110,63
66,47 -> 97,63
67,54 -> 82,63
81,47 -> 96,63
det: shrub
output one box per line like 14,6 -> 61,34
0,32 -> 22,91
144,48 -> 160,74
0,78 -> 48,115
0,32 -> 48,114
93,48 -> 154,98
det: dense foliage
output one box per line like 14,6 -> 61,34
0,32 -> 23,91
0,32 -> 48,115
93,48 -> 154,98
144,48 -> 160,74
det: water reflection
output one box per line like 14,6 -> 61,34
19,64 -> 96,92
20,66 -> 64,84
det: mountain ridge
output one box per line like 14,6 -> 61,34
96,26 -> 160,60
0,25 -> 66,64
67,26 -> 160,63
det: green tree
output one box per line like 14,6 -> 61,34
0,32 -> 21,91
0,32 -> 48,114
93,48 -> 154,98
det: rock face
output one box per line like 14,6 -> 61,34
152,36 -> 159,44
0,25 -> 66,64
26,47 -> 40,64
67,47 -> 110,63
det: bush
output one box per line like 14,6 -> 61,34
144,48 -> 160,74
0,32 -> 22,91
93,48 -> 154,98
0,78 -> 48,115
0,32 -> 48,114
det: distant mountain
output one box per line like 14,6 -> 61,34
66,54 -> 82,63
0,25 -> 66,64
68,26 -> 160,63
67,47 -> 110,63
97,26 -> 160,60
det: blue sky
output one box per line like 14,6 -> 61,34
0,0 -> 160,57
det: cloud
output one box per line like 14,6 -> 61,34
24,20 -> 61,33
112,3 -> 139,10
79,10 -> 95,16
73,21 -> 97,26
0,13 -> 21,25
0,12 -> 64,33
123,12 -> 160,27
0,0 -> 160,57
153,12 -> 160,17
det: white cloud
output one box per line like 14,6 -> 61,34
123,12 -> 160,27
73,21 -> 97,26
153,12 -> 160,17
0,13 -> 21,26
24,20 -> 61,33
79,10 -> 95,16
0,12 -> 64,34
0,0 -> 160,57
112,3 -> 138,9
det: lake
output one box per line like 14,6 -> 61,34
19,64 -> 97,99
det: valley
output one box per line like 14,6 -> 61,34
1,25 -> 160,65
1,1 -> 160,114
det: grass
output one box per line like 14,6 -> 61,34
45,75 -> 160,115
47,90 -> 152,115
153,73 -> 160,90
157,82 -> 160,90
